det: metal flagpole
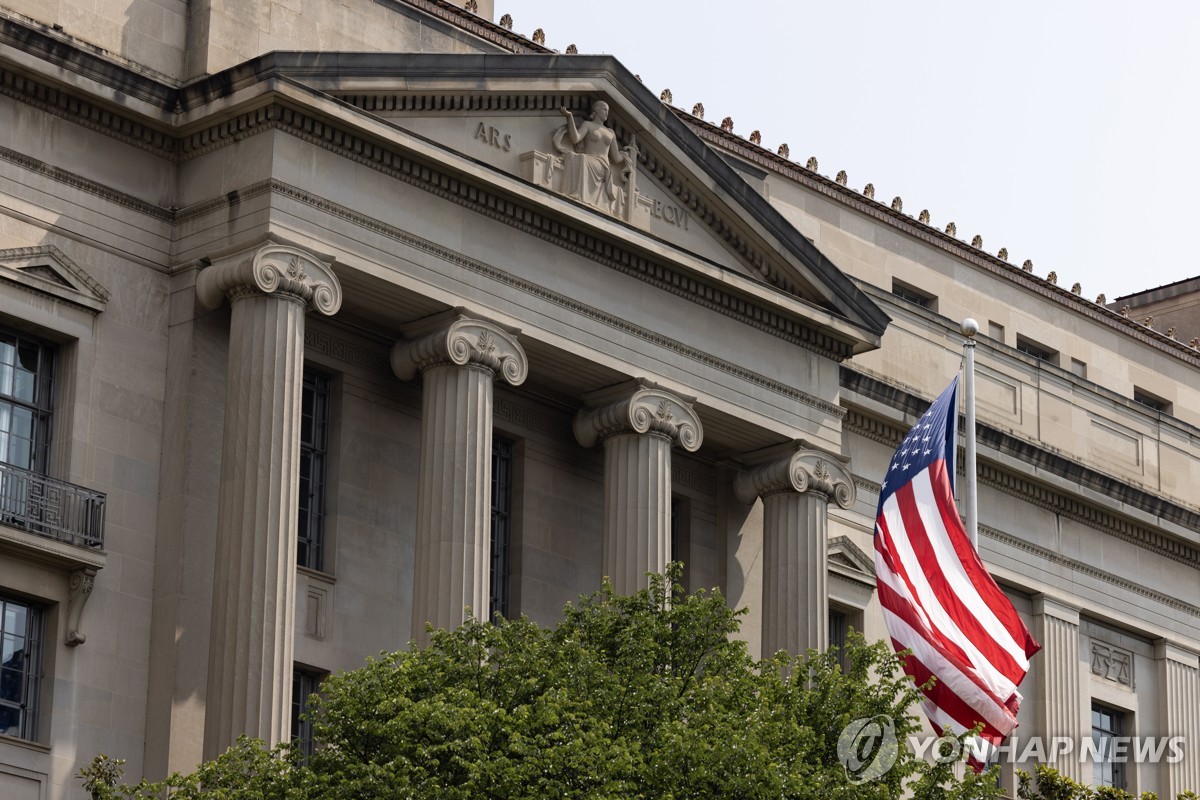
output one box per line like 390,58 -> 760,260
961,318 -> 979,549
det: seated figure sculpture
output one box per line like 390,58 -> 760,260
553,101 -> 638,218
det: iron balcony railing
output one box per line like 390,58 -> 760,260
0,461 -> 105,549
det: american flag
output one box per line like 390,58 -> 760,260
874,375 -> 1040,767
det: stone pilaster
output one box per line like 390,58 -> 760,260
1032,595 -> 1084,781
1155,640 -> 1200,797
574,381 -> 702,595
734,445 -> 855,658
196,243 -> 342,760
392,312 -> 527,643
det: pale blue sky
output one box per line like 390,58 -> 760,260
496,1 -> 1200,299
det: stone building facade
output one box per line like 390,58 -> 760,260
0,2 -> 1195,798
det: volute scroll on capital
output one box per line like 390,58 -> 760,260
734,448 -> 856,509
390,315 -> 528,386
195,244 -> 342,316
574,382 -> 703,451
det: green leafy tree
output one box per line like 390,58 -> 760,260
1017,764 -> 1198,800
81,569 -> 1006,799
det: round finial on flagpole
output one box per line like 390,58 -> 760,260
961,318 -> 979,338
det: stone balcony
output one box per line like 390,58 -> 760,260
0,462 -> 106,571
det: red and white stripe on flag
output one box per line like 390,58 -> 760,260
873,375 -> 1040,769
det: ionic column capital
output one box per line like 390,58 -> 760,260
573,380 -> 702,451
391,312 -> 528,386
734,444 -> 855,508
196,243 -> 342,315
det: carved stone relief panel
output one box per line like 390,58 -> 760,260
1090,641 -> 1134,687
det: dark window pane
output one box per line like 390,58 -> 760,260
0,596 -> 42,740
0,328 -> 54,474
489,436 -> 514,620
291,668 -> 323,760
297,370 -> 330,571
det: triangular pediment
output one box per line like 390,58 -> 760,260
0,245 -> 110,313
372,104 -> 768,282
308,54 -> 888,352
828,535 -> 875,585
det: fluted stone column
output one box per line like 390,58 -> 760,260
392,312 -> 527,643
734,445 -> 855,658
574,381 -> 702,595
1032,595 -> 1084,781
1155,640 -> 1200,797
197,243 -> 341,759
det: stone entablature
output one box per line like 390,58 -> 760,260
842,368 -> 1200,565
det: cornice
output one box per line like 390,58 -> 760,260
395,0 -> 553,54
844,476 -> 1199,616
681,109 -> 1200,367
249,177 -> 846,419
0,12 -> 179,100
982,524 -> 1200,619
0,65 -> 175,157
841,367 -> 1200,570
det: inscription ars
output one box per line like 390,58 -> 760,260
474,122 -> 512,152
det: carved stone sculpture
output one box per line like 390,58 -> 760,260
835,170 -> 847,185
720,116 -> 734,132
749,130 -> 761,145
945,221 -> 957,236
863,183 -> 874,199
65,566 -> 97,646
528,101 -> 638,220
891,196 -> 902,212
998,247 -> 1009,261
777,143 -> 789,158
919,209 -> 930,223
692,102 -> 704,119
